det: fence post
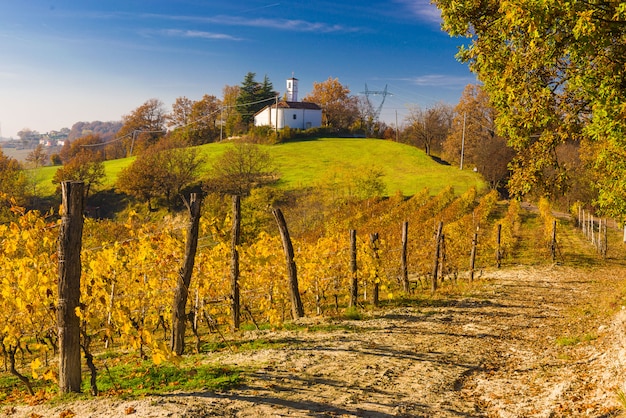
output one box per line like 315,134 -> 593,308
551,220 -> 557,262
230,195 -> 241,331
57,181 -> 85,394
496,223 -> 502,268
370,233 -> 380,307
431,221 -> 443,293
349,229 -> 358,307
273,208 -> 304,319
470,231 -> 478,281
602,219 -> 609,258
171,193 -> 202,355
401,221 -> 409,293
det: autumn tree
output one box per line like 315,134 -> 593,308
115,98 -> 167,157
55,134 -> 105,200
0,148 -> 28,218
52,151 -> 105,198
25,144 -> 48,169
434,0 -> 626,217
116,137 -> 205,210
443,85 -> 515,191
59,134 -> 104,163
402,103 -> 453,156
68,121 -> 122,142
206,141 -> 277,197
17,129 -> 40,144
222,84 -> 244,137
169,95 -> 221,145
303,77 -> 359,130
236,73 -> 276,128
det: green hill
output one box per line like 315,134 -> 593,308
33,138 -> 485,198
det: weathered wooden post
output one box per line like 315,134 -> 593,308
401,221 -> 409,293
470,231 -> 478,281
349,229 -> 358,307
551,220 -> 557,262
495,223 -> 502,268
171,193 -> 202,355
230,195 -> 241,331
58,181 -> 85,394
431,221 -> 443,293
370,232 -> 380,307
602,219 -> 609,258
273,208 -> 304,319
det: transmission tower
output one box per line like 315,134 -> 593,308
361,84 -> 392,123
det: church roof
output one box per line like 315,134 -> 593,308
256,101 -> 321,115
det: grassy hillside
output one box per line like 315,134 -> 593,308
33,138 -> 485,198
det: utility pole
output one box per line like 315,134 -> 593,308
460,112 -> 466,170
129,130 -> 137,157
219,107 -> 223,141
395,110 -> 399,142
275,95 -> 279,136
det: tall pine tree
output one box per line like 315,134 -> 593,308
236,72 -> 276,128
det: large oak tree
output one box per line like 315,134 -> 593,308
434,0 -> 626,218
116,137 -> 205,210
115,98 -> 167,157
303,77 -> 359,130
169,94 -> 221,145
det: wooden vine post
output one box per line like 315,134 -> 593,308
272,208 -> 304,319
370,233 -> 380,307
431,221 -> 443,293
230,195 -> 241,331
551,220 -> 557,262
171,193 -> 202,355
401,221 -> 409,293
470,230 -> 478,281
495,223 -> 502,268
349,229 -> 358,307
58,181 -> 85,394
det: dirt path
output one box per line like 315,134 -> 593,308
11,265 -> 626,417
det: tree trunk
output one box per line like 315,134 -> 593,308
58,181 -> 85,394
349,229 -> 358,307
230,195 -> 241,331
171,193 -> 203,355
272,208 -> 304,319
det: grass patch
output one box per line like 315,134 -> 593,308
555,333 -> 597,347
96,360 -> 242,397
344,306 -> 363,320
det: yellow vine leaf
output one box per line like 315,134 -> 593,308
30,358 -> 42,378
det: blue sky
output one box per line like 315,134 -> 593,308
0,0 -> 476,139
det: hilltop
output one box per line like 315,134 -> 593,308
33,138 -> 485,200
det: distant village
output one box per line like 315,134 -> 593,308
0,129 -> 69,149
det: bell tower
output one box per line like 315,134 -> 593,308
286,77 -> 298,102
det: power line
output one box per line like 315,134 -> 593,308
79,95 -> 280,149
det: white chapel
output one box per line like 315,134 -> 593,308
254,77 -> 322,130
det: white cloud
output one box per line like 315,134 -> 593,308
393,0 -> 443,24
162,29 -> 243,41
210,16 -> 360,33
409,74 -> 475,87
148,14 -> 361,34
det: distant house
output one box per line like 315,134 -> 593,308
254,77 -> 322,130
